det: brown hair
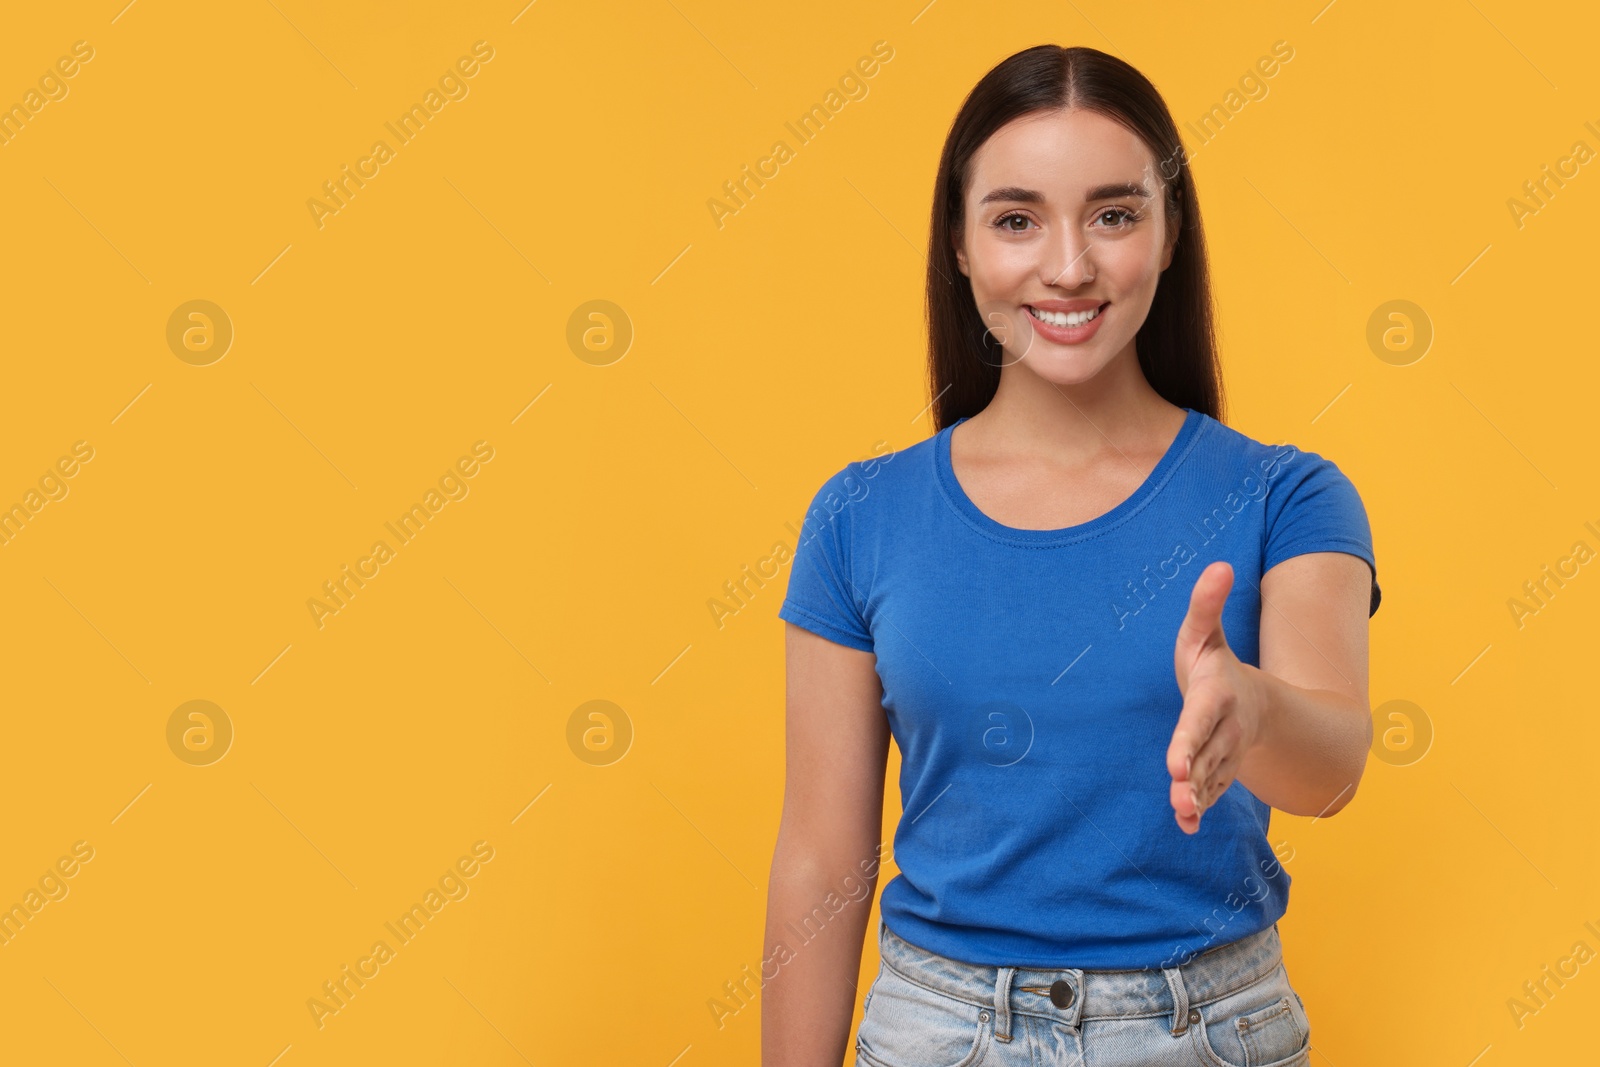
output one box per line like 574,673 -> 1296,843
925,44 -> 1224,431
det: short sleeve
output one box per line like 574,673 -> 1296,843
1263,449 -> 1381,616
778,467 -> 875,651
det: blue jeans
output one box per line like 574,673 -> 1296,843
855,918 -> 1312,1067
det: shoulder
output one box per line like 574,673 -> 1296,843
797,433 -> 936,524
1198,415 -> 1378,611
1190,412 -> 1358,495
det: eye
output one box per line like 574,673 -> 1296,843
1095,206 -> 1142,229
993,211 -> 1034,232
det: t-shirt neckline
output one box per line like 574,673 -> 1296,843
934,407 -> 1204,546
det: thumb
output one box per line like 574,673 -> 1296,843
1175,561 -> 1234,681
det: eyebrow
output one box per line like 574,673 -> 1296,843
977,181 -> 1151,206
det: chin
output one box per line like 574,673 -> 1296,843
1017,345 -> 1116,383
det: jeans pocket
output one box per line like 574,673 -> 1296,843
854,964 -> 992,1067
861,966 -> 882,1017
1189,963 -> 1310,1067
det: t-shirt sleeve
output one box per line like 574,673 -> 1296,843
1263,448 -> 1382,617
778,466 -> 875,651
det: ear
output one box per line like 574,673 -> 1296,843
1159,213 -> 1180,272
954,238 -> 969,278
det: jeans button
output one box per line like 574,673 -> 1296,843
1050,979 -> 1075,1008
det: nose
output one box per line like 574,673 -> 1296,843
1041,224 -> 1094,289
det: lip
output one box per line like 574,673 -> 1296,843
1026,298 -> 1105,312
1024,301 -> 1109,345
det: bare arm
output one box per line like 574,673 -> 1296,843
1235,551 -> 1373,816
762,622 -> 890,1067
1168,552 -> 1374,830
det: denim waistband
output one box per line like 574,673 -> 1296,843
876,918 -> 1283,1038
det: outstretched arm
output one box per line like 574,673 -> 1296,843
1166,552 -> 1373,830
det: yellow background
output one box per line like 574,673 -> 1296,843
0,0 -> 1595,1063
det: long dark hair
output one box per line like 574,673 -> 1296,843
926,45 -> 1224,431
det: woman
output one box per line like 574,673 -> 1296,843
763,44 -> 1379,1067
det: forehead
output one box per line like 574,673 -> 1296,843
966,108 -> 1159,201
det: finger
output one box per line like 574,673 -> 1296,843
1207,771 -> 1234,806
1171,768 -> 1233,829
1172,784 -> 1201,834
1171,776 -> 1202,818
1166,677 -> 1223,783
1192,766 -> 1238,815
1174,562 -> 1234,680
1188,710 -> 1245,792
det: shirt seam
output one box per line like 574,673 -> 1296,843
1264,536 -> 1373,562
935,415 -> 1209,550
779,601 -> 873,649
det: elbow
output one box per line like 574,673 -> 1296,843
769,833 -> 890,892
1313,751 -> 1369,819
1313,700 -> 1373,818
1279,777 -> 1361,819
1316,780 -> 1360,818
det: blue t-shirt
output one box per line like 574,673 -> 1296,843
777,407 -> 1379,969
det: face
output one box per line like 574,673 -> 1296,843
954,107 -> 1177,381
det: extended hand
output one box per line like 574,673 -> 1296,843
1166,561 -> 1265,834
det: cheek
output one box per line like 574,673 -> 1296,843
968,234 -> 1036,288
1101,236 -> 1164,293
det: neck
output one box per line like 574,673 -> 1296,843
965,342 -> 1180,460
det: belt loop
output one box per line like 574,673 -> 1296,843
1163,964 -> 1190,1035
993,966 -> 1016,1042
1064,968 -> 1086,1029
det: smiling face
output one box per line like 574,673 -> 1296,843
954,107 -> 1177,382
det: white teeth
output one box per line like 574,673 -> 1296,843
1029,304 -> 1101,327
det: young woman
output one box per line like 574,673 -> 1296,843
763,45 -> 1379,1067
